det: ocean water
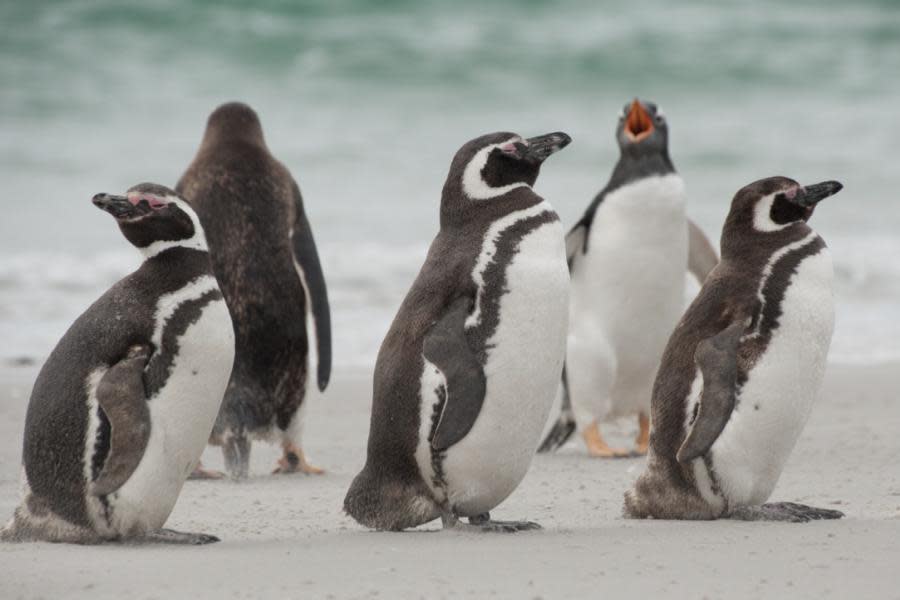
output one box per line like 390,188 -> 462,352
1,0 -> 899,367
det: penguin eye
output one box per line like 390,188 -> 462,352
655,115 -> 665,125
500,142 -> 526,157
144,195 -> 168,210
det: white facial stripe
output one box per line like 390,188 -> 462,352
465,200 -> 553,329
744,231 -> 819,340
656,106 -> 665,119
139,195 -> 209,258
150,275 -> 220,361
461,137 -> 531,201
752,192 -> 791,233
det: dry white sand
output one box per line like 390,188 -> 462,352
1,362 -> 898,600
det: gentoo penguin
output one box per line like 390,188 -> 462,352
344,131 -> 571,532
1,184 -> 234,544
177,102 -> 331,479
624,176 -> 845,522
539,98 -> 718,457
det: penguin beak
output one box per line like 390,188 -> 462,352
624,99 -> 654,142
92,193 -> 152,220
521,132 -> 572,164
792,181 -> 844,208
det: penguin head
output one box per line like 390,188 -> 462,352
92,183 -> 207,257
442,131 -> 571,221
201,101 -> 266,149
723,176 -> 842,246
615,98 -> 668,157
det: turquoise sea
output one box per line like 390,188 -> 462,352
1,0 -> 899,365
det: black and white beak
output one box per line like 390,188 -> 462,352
520,132 -> 572,164
790,181 -> 843,208
92,193 -> 153,220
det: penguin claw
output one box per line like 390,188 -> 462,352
475,520 -> 542,533
187,463 -> 226,480
272,445 -> 325,475
586,445 -> 632,459
130,529 -> 220,545
582,421 -> 632,458
766,502 -> 845,521
442,513 -> 541,533
729,502 -> 845,523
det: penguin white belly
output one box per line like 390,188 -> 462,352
568,174 -> 687,420
97,298 -> 234,534
419,220 -> 569,516
708,249 -> 834,507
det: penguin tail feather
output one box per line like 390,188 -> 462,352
343,468 -> 439,531
0,518 -> 20,542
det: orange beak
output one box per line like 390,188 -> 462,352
624,99 -> 654,142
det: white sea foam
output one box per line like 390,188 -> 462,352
1,235 -> 897,368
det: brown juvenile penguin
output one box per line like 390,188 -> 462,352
177,102 -> 331,479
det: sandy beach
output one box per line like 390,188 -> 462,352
0,361 -> 897,600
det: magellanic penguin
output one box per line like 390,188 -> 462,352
624,176 -> 845,522
0,184 -> 234,544
539,98 -> 719,458
344,131 -> 572,532
177,102 -> 331,479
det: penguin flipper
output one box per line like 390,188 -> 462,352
676,322 -> 745,464
687,218 -> 719,284
537,364 -> 576,453
91,345 -> 153,497
290,184 -> 332,392
425,296 -> 486,451
565,223 -> 588,269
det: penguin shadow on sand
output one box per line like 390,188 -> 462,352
177,102 -> 332,482
540,98 -> 719,460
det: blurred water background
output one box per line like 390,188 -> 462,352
1,0 -> 898,367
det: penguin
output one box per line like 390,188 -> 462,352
176,102 -> 331,479
624,176 -> 845,522
539,98 -> 719,457
1,183 -> 234,544
344,131 -> 571,532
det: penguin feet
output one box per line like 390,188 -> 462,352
222,434 -> 251,480
187,461 -> 226,480
442,513 -> 542,533
633,412 -> 651,456
583,421 -> 631,458
272,443 -> 324,475
131,528 -> 220,545
729,502 -> 845,523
